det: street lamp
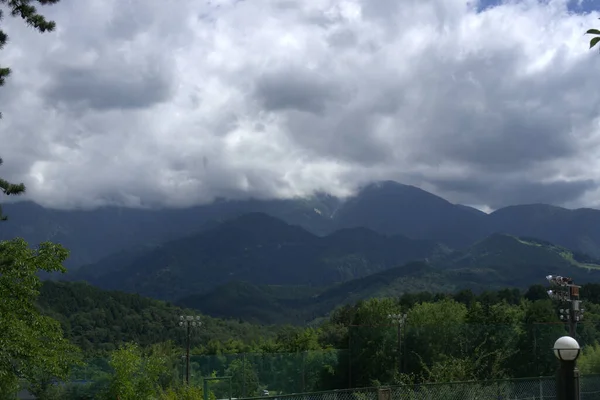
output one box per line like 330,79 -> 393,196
179,315 -> 202,385
387,313 -> 407,374
545,275 -> 584,337
553,336 -> 581,400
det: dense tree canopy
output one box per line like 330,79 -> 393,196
0,238 -> 79,397
34,279 -> 600,399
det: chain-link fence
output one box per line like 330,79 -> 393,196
69,352 -> 600,398
582,374 -> 600,399
241,375 -> 600,400
188,350 -> 346,396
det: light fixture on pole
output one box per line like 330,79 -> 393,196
553,336 -> 581,400
545,275 -> 583,337
179,315 -> 202,385
387,313 -> 407,375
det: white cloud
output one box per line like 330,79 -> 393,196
0,0 -> 599,209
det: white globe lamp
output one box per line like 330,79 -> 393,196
553,336 -> 581,362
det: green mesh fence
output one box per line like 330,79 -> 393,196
58,322 -> 600,398
347,322 -> 574,386
242,375 -> 600,400
189,350 -> 346,396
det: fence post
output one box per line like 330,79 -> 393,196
243,353 -> 246,398
302,351 -> 306,392
348,328 -> 352,389
539,376 -> 543,400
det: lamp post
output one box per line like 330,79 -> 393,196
179,315 -> 202,385
387,313 -> 407,375
546,275 -> 584,337
553,336 -> 581,400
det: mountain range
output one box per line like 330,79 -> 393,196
5,179 -> 600,324
64,211 -> 600,324
5,180 -> 600,269
172,231 -> 600,325
67,212 -> 448,300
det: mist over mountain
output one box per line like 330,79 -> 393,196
4,181 -> 600,269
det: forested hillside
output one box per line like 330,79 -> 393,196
67,217 -> 600,323
33,280 -> 600,398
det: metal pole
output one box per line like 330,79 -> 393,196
186,324 -> 191,385
388,313 -> 406,376
569,312 -> 576,338
302,351 -> 306,392
569,290 -> 580,338
348,327 -> 352,388
556,361 -> 579,400
243,353 -> 246,398
397,322 -> 402,374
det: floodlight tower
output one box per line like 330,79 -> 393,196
546,275 -> 584,337
387,313 -> 407,374
179,315 -> 202,384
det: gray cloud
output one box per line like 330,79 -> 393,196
431,177 -> 597,209
44,62 -> 173,111
0,0 -> 599,210
254,67 -> 345,114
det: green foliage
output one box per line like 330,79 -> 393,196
0,238 -> 80,397
158,384 -> 211,400
103,342 -> 166,400
226,358 -> 260,397
587,21 -> 600,50
0,160 -> 26,221
579,342 -> 600,374
37,280 -> 279,358
28,276 -> 600,395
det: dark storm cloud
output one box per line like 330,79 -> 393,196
0,0 -> 599,210
254,67 -> 345,114
432,177 -> 597,209
43,62 -> 173,111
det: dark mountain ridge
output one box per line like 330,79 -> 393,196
69,212 -> 446,301
176,234 -> 600,324
5,180 -> 600,268
332,181 -> 490,248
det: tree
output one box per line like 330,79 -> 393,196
0,0 -> 60,220
104,342 -> 167,400
404,300 -> 467,372
578,342 -> 600,374
226,358 -> 260,398
0,238 -> 80,397
0,158 -> 25,221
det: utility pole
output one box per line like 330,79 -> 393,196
179,315 -> 202,384
546,275 -> 584,338
387,313 -> 407,375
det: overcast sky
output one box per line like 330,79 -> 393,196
0,0 -> 599,211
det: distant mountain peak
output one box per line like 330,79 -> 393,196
210,212 -> 317,243
224,212 -> 288,226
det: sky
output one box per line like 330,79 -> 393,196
0,0 -> 599,211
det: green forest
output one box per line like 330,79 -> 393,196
9,238 -> 600,400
